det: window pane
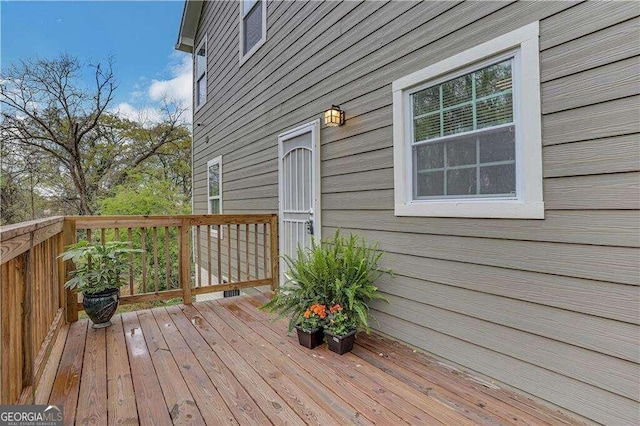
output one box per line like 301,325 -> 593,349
479,125 -> 515,163
210,198 -> 220,214
196,44 -> 206,78
208,164 -> 219,196
414,114 -> 440,142
243,0 -> 263,55
243,0 -> 257,15
446,135 -> 476,166
412,86 -> 439,116
415,142 -> 444,170
443,104 -> 473,135
477,93 -> 513,128
442,74 -> 472,108
479,164 -> 515,195
475,60 -> 512,98
197,77 -> 206,106
447,167 -> 477,196
416,171 -> 444,197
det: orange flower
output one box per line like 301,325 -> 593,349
310,303 -> 327,319
329,304 -> 342,314
303,309 -> 311,318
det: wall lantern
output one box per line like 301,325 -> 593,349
323,105 -> 345,127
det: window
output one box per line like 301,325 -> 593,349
207,156 -> 222,215
195,35 -> 207,109
392,22 -> 543,219
239,0 -> 266,64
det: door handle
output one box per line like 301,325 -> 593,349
305,219 -> 314,235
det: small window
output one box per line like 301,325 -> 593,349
195,36 -> 207,109
392,22 -> 543,219
207,156 -> 222,215
239,0 -> 266,64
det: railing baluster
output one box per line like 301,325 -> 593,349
114,228 -> 120,241
153,227 -> 159,293
236,225 -> 241,283
141,228 -> 147,294
207,225 -> 212,286
164,227 -> 171,290
254,223 -> 258,279
263,223 -> 268,279
245,224 -> 250,281
217,225 -> 221,285
196,225 -> 202,287
227,224 -> 232,283
100,228 -> 106,244
127,228 -> 134,296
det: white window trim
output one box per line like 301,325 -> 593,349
194,34 -> 207,113
392,21 -> 543,219
238,0 -> 267,66
207,155 -> 223,237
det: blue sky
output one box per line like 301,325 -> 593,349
1,0 -> 192,121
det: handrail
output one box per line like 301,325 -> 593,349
0,213 -> 279,405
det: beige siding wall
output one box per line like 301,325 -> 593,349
191,1 -> 640,423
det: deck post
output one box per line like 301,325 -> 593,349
269,214 -> 279,291
179,219 -> 192,304
63,218 -> 78,322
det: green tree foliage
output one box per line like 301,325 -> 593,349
0,54 -> 192,223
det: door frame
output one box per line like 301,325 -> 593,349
277,119 -> 321,282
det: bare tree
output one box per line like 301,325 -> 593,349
0,54 -> 192,218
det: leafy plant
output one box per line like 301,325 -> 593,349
260,230 -> 391,333
324,304 -> 357,336
60,240 -> 142,295
297,303 -> 327,332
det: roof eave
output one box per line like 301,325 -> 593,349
175,0 -> 204,53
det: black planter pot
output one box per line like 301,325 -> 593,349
324,330 -> 357,355
83,288 -> 120,329
294,324 -> 324,349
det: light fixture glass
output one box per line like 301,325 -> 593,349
323,105 -> 345,127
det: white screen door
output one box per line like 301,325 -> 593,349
278,120 -> 321,283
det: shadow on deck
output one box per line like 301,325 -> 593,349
42,293 -> 582,425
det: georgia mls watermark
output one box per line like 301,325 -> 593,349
0,405 -> 63,426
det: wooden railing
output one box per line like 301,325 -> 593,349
0,217 -> 66,405
0,214 -> 278,404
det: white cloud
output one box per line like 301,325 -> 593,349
111,53 -> 192,126
112,102 -> 164,124
148,55 -> 192,105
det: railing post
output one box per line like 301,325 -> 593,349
270,214 -> 279,291
62,219 -> 78,322
179,219 -> 192,304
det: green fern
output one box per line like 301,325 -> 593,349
259,230 -> 392,334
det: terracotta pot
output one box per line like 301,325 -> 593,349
294,324 -> 324,349
83,288 -> 119,329
324,330 -> 356,355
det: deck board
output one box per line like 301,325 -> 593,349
48,294 -> 585,425
105,316 -> 137,426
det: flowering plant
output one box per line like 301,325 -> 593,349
324,304 -> 357,336
297,303 -> 327,332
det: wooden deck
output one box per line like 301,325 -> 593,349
41,293 -> 583,425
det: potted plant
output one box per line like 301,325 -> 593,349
324,303 -> 357,354
260,230 -> 392,351
60,240 -> 141,328
294,303 -> 326,349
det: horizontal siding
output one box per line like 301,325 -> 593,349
372,288 -> 639,400
325,226 -> 639,286
377,251 -> 640,327
193,1 -> 640,424
544,134 -> 640,178
372,310 -> 638,425
322,209 -> 640,248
